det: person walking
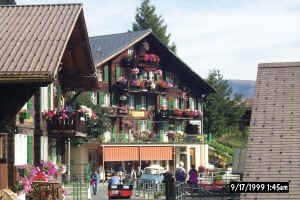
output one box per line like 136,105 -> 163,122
188,165 -> 200,195
90,170 -> 99,195
175,162 -> 186,182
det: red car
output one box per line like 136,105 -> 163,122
108,184 -> 133,199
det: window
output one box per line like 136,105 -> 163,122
141,120 -> 147,132
149,71 -> 154,81
0,134 -> 7,162
162,96 -> 167,107
189,97 -> 195,111
141,96 -> 146,110
129,95 -> 135,109
91,92 -> 97,105
174,98 -> 179,109
163,122 -> 168,133
103,65 -> 109,82
104,93 -> 110,106
97,67 -> 103,82
175,121 -> 181,132
128,47 -> 134,56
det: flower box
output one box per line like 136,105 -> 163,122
173,110 -> 183,116
184,111 -> 194,116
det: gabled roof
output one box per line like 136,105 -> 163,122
89,30 -> 215,96
0,4 -> 96,84
89,29 -> 151,66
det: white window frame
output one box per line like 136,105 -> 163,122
141,96 -> 146,110
41,87 -> 48,112
14,134 -> 27,165
128,47 -> 134,56
141,120 -> 147,132
174,98 -> 179,109
162,96 -> 167,107
129,95 -> 135,109
104,93 -> 110,107
97,68 -> 103,82
149,71 -> 154,81
143,71 -> 148,80
91,92 -> 97,105
40,136 -> 48,162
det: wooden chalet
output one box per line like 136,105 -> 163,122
0,4 -> 97,190
89,30 -> 214,174
242,62 -> 300,199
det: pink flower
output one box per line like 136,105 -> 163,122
131,67 -> 139,74
154,69 -> 162,76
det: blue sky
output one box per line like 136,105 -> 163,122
17,0 -> 300,81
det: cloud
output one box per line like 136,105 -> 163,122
17,0 -> 300,80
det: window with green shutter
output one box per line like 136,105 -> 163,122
180,98 -> 184,109
27,136 -> 32,164
57,86 -> 61,110
27,98 -> 32,110
112,93 -> 118,106
99,92 -> 104,105
116,65 -> 121,81
198,101 -> 202,111
136,95 -> 141,110
159,96 -> 163,107
168,97 -> 173,110
159,123 -> 164,142
181,121 -> 185,132
138,120 -> 142,130
104,65 -> 109,82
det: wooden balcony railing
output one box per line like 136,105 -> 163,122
46,112 -> 87,137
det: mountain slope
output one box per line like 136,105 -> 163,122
227,80 -> 255,98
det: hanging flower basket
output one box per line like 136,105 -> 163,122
131,67 -> 139,75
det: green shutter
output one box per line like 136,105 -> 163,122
136,95 -> 141,110
139,70 -> 143,81
166,72 -> 170,82
116,65 -> 121,81
27,136 -> 32,164
104,65 -> 109,82
57,86 -> 61,110
48,85 -> 51,110
112,93 -> 118,106
174,76 -> 179,87
198,101 -> 202,111
147,120 -> 152,131
181,121 -> 185,132
168,97 -> 173,109
99,92 -> 104,105
27,98 -> 32,110
159,96 -> 163,107
97,93 -> 100,105
147,96 -> 152,110
138,120 -> 142,130
180,99 -> 184,109
159,123 -> 164,142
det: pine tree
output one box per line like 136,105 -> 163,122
132,0 -> 176,52
203,70 -> 246,137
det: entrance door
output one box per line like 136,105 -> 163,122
190,147 -> 195,166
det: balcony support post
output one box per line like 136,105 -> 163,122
67,138 -> 71,182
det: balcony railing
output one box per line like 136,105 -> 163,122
168,110 -> 203,120
102,133 -> 205,144
46,112 -> 87,137
115,79 -> 170,94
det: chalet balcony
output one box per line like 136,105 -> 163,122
122,54 -> 160,69
168,109 -> 203,120
102,133 -> 205,144
46,112 -> 88,138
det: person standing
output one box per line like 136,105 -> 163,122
90,170 -> 99,195
188,165 -> 200,195
175,162 -> 186,182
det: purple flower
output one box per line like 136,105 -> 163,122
131,67 -> 139,74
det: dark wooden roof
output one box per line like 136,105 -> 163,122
242,62 -> 300,199
0,4 -> 96,85
89,30 -> 215,96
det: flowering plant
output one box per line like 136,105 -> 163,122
143,54 -> 160,63
154,69 -> 162,76
130,79 -> 144,87
131,67 -> 139,74
118,76 -> 128,84
42,110 -> 56,120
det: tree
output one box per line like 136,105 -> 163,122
132,0 -> 176,52
203,69 -> 245,138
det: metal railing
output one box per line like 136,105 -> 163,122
135,179 -> 165,199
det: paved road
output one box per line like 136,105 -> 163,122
91,183 -> 239,200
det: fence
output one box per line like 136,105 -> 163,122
135,179 -> 165,199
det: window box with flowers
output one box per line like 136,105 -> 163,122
172,109 -> 183,116
137,53 -> 160,68
184,110 -> 194,117
119,105 -> 129,114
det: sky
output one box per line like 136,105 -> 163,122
17,0 -> 300,81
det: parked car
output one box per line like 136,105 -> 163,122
140,165 -> 165,184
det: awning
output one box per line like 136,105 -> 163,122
103,146 -> 139,162
102,146 -> 173,162
141,146 -> 172,161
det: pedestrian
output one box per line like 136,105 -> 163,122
109,172 -> 121,185
188,165 -> 200,195
130,166 -> 137,180
175,161 -> 186,182
136,165 -> 142,178
90,170 -> 99,195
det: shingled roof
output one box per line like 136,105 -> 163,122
0,4 -> 95,84
89,30 -> 215,96
242,62 -> 300,199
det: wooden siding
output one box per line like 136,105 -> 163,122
0,164 -> 8,189
241,62 -> 300,199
